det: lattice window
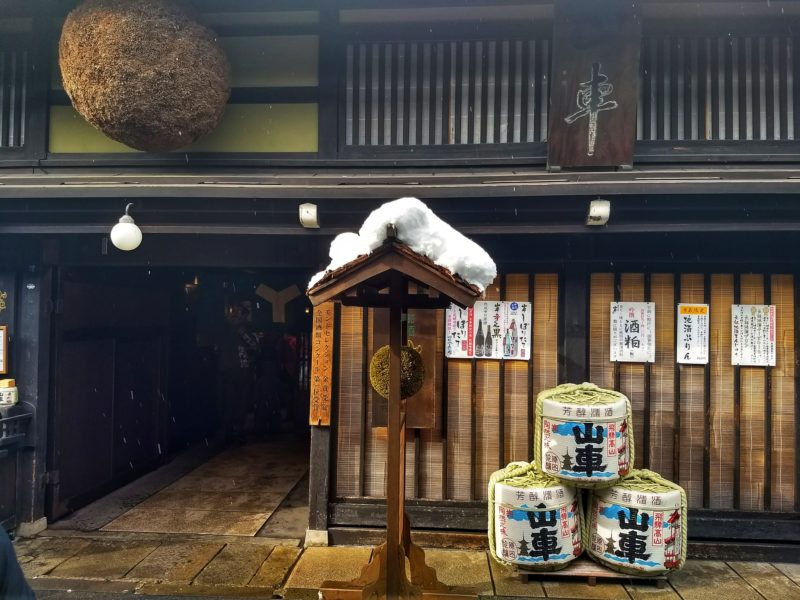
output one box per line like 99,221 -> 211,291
638,35 -> 796,141
0,48 -> 28,149
343,39 -> 551,147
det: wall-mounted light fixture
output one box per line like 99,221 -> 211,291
299,203 -> 320,228
110,203 -> 143,251
586,199 -> 611,226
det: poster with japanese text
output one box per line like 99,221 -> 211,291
445,301 -> 531,360
0,325 -> 6,374
677,304 -> 709,365
309,303 -> 334,426
610,302 -> 655,363
731,304 -> 776,367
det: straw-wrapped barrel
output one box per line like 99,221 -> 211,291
534,383 -> 633,488
585,469 -> 687,575
488,462 -> 583,571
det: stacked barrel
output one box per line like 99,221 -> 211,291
489,383 -> 687,575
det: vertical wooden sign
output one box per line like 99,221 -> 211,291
309,302 -> 335,426
547,0 -> 642,169
0,273 -> 14,376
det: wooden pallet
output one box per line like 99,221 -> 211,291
516,556 -> 668,588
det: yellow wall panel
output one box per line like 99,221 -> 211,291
49,104 -> 318,154
185,104 -> 318,153
222,36 -> 318,88
49,106 -> 140,153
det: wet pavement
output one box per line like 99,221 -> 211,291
15,535 -> 800,599
12,440 -> 800,599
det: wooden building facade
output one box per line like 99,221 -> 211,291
0,0 -> 798,559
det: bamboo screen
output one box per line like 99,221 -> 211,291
589,273 -> 797,512
334,273 -> 559,501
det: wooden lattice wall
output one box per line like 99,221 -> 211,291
332,270 -> 797,513
333,273 -> 559,501
590,273 -> 797,512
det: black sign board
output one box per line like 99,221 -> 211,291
547,0 -> 642,169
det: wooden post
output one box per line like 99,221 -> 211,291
15,267 -> 53,532
561,265 -> 588,383
386,273 -> 405,595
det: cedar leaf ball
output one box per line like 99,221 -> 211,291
59,0 -> 231,152
369,343 -> 426,400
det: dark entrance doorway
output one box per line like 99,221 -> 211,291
45,266 -> 312,522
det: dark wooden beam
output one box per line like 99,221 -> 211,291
329,501 -> 800,546
10,171 -> 800,199
14,222 -> 800,238
14,267 -> 53,529
560,264 -> 588,383
308,425 -> 332,532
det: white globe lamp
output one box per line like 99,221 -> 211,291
110,203 -> 143,251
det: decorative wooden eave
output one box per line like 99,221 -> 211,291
307,234 -> 482,310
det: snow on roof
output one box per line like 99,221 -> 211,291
308,197 -> 497,292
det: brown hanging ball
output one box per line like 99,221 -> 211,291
59,0 -> 231,152
369,342 -> 426,400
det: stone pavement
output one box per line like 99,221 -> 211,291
15,440 -> 799,599
51,440 -> 309,538
13,535 -> 800,600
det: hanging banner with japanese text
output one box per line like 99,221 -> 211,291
309,302 -> 335,426
445,301 -> 531,360
677,304 -> 709,365
610,302 -> 655,363
731,304 -> 776,367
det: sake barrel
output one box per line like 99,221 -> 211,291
488,462 -> 583,571
586,469 -> 687,575
534,382 -> 633,488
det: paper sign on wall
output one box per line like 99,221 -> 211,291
731,304 -> 776,367
445,301 -> 531,360
677,304 -> 709,365
610,302 -> 655,363
0,326 -> 6,374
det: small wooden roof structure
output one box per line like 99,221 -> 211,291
307,228 -> 483,309
308,226 -> 482,600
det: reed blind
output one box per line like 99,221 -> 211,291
0,48 -> 27,148
638,34 -> 796,141
334,273 -> 559,501
343,39 -> 551,147
589,273 -> 797,512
